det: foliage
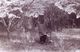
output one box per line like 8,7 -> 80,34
44,3 -> 70,31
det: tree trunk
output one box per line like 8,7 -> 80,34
7,27 -> 10,39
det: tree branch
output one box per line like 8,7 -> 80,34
29,0 -> 35,6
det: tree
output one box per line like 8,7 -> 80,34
44,3 -> 69,31
69,12 -> 77,28
0,0 -> 54,41
0,0 -> 34,39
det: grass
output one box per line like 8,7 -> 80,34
0,28 -> 80,52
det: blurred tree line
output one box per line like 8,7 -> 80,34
12,3 -> 80,33
0,2 -> 80,41
0,3 -> 80,33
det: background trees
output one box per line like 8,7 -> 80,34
44,3 -> 70,31
0,0 -> 55,41
0,0 -> 80,42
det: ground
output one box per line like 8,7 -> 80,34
0,28 -> 80,52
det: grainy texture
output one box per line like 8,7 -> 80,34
0,0 -> 80,52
